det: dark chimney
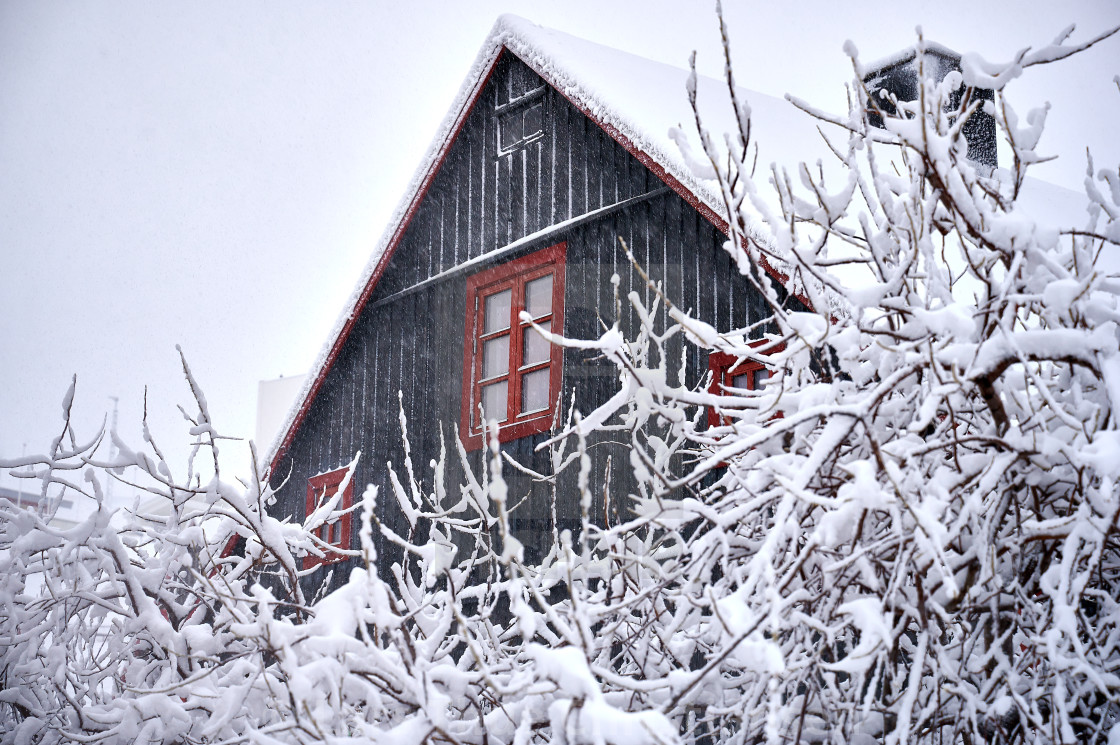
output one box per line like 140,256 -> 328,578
863,44 -> 996,169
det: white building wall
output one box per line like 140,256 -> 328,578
256,374 -> 307,454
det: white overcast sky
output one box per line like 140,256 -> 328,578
2,1 -> 1118,504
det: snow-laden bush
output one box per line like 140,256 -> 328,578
3,21 -> 1119,745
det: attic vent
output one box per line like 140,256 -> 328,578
497,86 -> 545,155
863,44 -> 996,168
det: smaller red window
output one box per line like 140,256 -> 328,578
708,343 -> 777,428
303,466 -> 354,570
461,243 -> 566,451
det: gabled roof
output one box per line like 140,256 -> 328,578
265,15 -> 1089,474
266,15 -> 828,473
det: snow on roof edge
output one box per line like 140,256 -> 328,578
863,40 -> 962,77
262,15 -> 1093,480
262,18 -> 511,474
495,15 -> 730,223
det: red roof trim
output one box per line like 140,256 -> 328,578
270,43 -> 812,477
269,50 -> 506,474
518,49 -> 805,307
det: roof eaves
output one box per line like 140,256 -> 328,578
265,25 -> 509,474
265,16 -> 797,477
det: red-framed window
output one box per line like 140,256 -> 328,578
708,344 -> 775,428
303,466 -> 353,570
460,243 -> 566,451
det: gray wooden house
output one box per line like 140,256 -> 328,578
262,17 -> 974,589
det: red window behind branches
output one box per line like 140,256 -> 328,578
303,466 -> 353,570
708,344 -> 776,428
461,243 -> 566,451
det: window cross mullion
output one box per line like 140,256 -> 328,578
508,279 -> 527,421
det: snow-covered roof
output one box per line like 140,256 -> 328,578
863,40 -> 965,76
265,14 -> 1091,473
264,15 -> 831,471
492,16 -> 835,220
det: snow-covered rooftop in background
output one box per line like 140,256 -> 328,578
863,39 -> 966,74
264,14 -> 1093,471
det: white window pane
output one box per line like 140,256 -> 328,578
731,373 -> 751,390
522,321 -> 551,366
330,521 -> 341,545
753,369 -> 770,388
524,274 -> 553,318
482,335 -> 510,379
481,381 -> 508,423
521,368 -> 550,414
484,289 -> 512,334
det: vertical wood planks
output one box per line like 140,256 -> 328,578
270,53 -> 781,594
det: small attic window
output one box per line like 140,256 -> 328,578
497,87 -> 545,155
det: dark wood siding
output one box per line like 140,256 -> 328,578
270,52 -> 788,594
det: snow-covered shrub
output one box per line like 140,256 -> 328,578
558,18 -> 1120,745
3,20 -> 1119,745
